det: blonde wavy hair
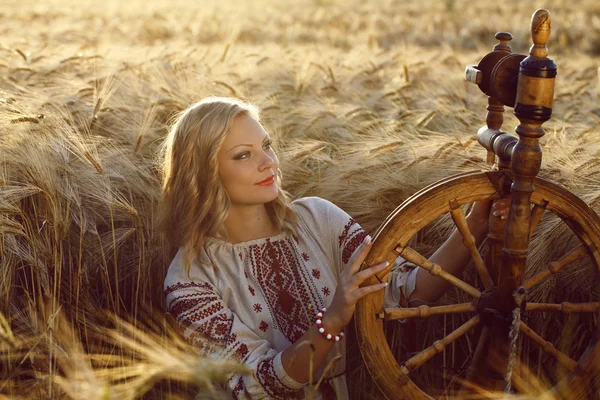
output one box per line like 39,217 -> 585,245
158,97 -> 298,274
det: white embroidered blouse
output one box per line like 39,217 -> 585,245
164,197 -> 418,400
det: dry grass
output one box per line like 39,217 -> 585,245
1,0 -> 600,398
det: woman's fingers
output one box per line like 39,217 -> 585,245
350,261 -> 389,288
346,235 -> 373,276
352,281 -> 388,300
492,198 -> 510,220
492,198 -> 509,209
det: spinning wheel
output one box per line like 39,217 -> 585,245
355,9 -> 600,399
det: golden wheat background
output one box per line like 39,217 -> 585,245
1,0 -> 600,398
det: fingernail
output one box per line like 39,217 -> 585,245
382,282 -> 388,287
379,261 -> 389,269
364,235 -> 372,245
493,211 -> 499,216
501,216 -> 507,220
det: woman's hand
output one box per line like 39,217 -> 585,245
323,235 -> 388,333
466,198 -> 510,243
491,198 -> 510,220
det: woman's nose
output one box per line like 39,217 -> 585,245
260,151 -> 275,170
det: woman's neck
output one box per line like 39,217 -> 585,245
222,203 -> 279,244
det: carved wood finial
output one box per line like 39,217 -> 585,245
494,32 -> 512,52
530,9 -> 551,58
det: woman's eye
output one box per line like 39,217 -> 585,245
234,142 -> 271,160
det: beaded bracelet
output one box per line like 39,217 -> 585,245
315,307 -> 345,342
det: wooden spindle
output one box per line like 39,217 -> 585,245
526,302 -> 600,313
381,303 -> 476,320
519,322 -> 580,373
523,245 -> 587,290
529,201 -> 548,239
401,316 -> 481,374
449,200 -> 494,290
396,245 -> 482,298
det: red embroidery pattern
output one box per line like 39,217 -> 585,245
233,343 -> 249,361
239,252 -> 243,261
167,283 -> 223,323
312,269 -> 321,279
248,237 -> 323,343
302,252 -> 310,261
257,356 -> 304,399
164,281 -> 211,296
231,376 -> 244,398
322,286 -> 331,296
248,286 -> 255,296
253,303 -> 263,313
165,281 -> 248,362
259,321 -> 269,332
226,332 -> 237,345
339,218 -> 357,246
339,217 -> 367,264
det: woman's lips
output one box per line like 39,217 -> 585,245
256,175 -> 275,186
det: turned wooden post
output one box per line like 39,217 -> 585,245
494,7 -> 557,384
500,8 -> 556,313
486,33 -> 512,167
466,33 -> 514,390
465,9 -> 557,391
484,32 -> 513,283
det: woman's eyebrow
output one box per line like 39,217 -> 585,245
227,135 -> 270,153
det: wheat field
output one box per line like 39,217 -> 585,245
1,0 -> 600,398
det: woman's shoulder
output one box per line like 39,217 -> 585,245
164,247 -> 217,291
292,196 -> 338,215
291,196 -> 355,244
291,196 -> 334,226
292,196 -> 350,224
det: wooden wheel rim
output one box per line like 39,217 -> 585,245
355,170 -> 600,399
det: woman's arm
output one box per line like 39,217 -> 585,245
279,317 -> 341,384
406,199 -> 508,306
282,235 -> 386,383
166,280 -> 304,399
165,235 -> 385,398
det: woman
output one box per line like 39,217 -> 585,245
159,97 -> 508,399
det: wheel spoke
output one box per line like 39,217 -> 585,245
519,322 -> 580,373
449,200 -> 494,290
395,245 -> 482,298
523,245 -> 587,290
380,303 -> 476,320
401,316 -> 481,374
529,200 -> 548,239
526,302 -> 600,313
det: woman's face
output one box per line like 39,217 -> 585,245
217,114 -> 279,207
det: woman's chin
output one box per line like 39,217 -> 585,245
264,188 -> 279,202
236,188 -> 278,205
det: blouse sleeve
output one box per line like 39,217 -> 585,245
324,199 -> 369,274
294,197 -> 418,305
383,257 -> 419,308
165,280 -> 305,399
